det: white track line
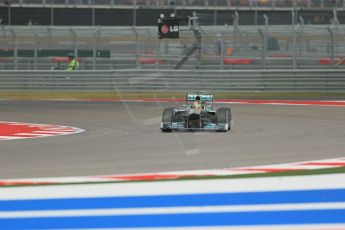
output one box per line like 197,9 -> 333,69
1,203 -> 345,218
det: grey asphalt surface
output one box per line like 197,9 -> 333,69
0,100 -> 344,179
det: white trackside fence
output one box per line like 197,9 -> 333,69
1,20 -> 345,71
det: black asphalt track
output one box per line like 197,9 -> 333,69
0,100 -> 344,179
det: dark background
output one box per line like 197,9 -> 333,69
0,7 -> 340,26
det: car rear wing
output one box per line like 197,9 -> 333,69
186,93 -> 214,102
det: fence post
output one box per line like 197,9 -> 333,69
193,11 -> 201,69
1,25 -> 6,49
218,24 -> 230,70
253,0 -> 258,25
233,11 -> 239,57
292,23 -> 300,70
263,14 -> 269,69
34,27 -> 38,70
332,9 -> 339,59
70,27 -> 78,62
298,16 -> 304,58
91,0 -> 95,26
213,0 -> 218,25
219,33 -> 224,70
133,0 -> 137,26
45,26 -> 52,49
132,26 -> 139,68
257,15 -> 269,70
92,27 -> 100,70
327,27 -> 335,68
258,28 -> 264,69
291,8 -> 297,27
10,28 -> 17,70
156,30 -> 160,69
50,3 -> 54,26
7,2 -> 11,25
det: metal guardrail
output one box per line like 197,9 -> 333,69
0,69 -> 344,92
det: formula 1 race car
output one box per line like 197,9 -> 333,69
160,92 -> 232,132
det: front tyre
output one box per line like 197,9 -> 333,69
161,107 -> 175,132
216,108 -> 231,132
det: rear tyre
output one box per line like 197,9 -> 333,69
227,108 -> 232,130
161,107 -> 175,132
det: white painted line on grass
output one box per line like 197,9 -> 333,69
1,202 -> 345,218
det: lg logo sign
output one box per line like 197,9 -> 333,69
161,25 -> 169,33
158,23 -> 179,39
161,24 -> 179,34
169,25 -> 179,32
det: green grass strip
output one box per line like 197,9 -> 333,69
1,166 -> 345,188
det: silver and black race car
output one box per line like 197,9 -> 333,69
160,92 -> 232,132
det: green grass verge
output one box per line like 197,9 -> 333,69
1,92 -> 345,100
1,167 -> 345,188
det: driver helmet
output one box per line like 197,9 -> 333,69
194,96 -> 201,109
68,53 -> 74,59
